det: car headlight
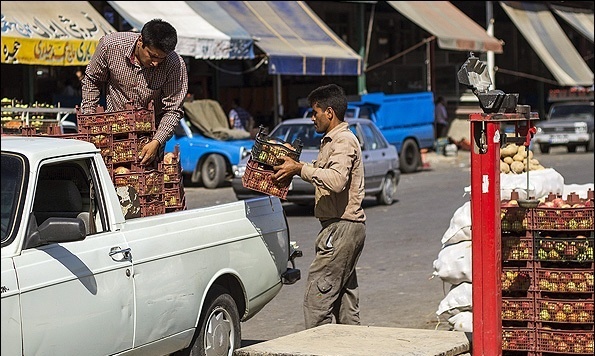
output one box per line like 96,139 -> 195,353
240,146 -> 251,160
234,163 -> 246,178
574,122 -> 588,133
535,126 -> 543,134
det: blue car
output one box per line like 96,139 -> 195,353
165,119 -> 254,188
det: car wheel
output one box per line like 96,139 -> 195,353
539,144 -> 550,154
587,132 -> 594,152
399,139 -> 420,174
376,174 -> 395,205
174,286 -> 240,356
201,154 -> 226,189
567,145 -> 577,153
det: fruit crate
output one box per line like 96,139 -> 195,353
531,206 -> 594,231
535,267 -> 594,293
165,187 -> 184,208
501,205 -> 531,233
534,235 -> 594,263
163,145 -> 182,184
114,168 -> 165,195
111,135 -> 152,164
251,126 -> 302,166
536,328 -> 594,354
76,102 -> 155,135
502,327 -> 535,351
242,159 -> 289,199
140,201 -> 166,218
502,297 -> 535,321
536,297 -> 594,324
502,234 -> 533,261
502,267 -> 534,293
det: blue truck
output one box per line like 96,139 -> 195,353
303,92 -> 435,173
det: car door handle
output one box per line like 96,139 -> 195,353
109,247 -> 132,262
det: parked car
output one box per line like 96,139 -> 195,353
165,118 -> 254,188
232,118 -> 400,205
533,100 -> 594,154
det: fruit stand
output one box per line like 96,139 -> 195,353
459,54 -> 594,355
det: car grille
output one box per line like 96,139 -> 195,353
540,126 -> 576,134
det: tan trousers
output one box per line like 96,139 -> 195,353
303,219 -> 366,329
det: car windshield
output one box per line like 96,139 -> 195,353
549,104 -> 594,120
270,123 -> 324,149
1,153 -> 26,243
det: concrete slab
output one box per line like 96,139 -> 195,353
235,324 -> 470,356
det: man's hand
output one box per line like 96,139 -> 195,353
273,155 -> 303,185
139,139 -> 161,165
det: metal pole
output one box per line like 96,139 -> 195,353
486,1 -> 496,90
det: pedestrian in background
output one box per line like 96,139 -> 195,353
272,83 -> 366,329
228,98 -> 253,132
81,18 -> 188,166
434,95 -> 449,139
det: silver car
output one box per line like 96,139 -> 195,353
232,118 -> 400,205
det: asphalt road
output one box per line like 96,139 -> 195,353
183,146 -> 594,346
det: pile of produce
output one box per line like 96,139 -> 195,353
499,143 -> 545,174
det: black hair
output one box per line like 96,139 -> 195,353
307,84 -> 348,120
141,19 -> 178,53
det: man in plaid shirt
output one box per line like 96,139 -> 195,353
81,19 -> 189,166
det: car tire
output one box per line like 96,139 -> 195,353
174,286 -> 241,356
586,132 -> 594,152
399,139 -> 421,174
201,154 -> 226,189
376,174 -> 395,205
539,144 -> 550,154
567,145 -> 577,153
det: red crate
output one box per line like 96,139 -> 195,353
242,159 -> 289,199
531,207 -> 594,231
535,268 -> 594,293
502,297 -> 534,321
534,236 -> 594,262
88,133 -> 112,148
502,327 -> 535,351
113,169 -> 164,195
111,135 -> 152,164
536,297 -> 594,324
502,267 -> 534,292
250,126 -> 302,166
140,201 -> 165,217
536,328 -> 593,354
77,102 -> 155,135
502,235 -> 533,261
164,187 -> 184,207
501,205 -> 531,233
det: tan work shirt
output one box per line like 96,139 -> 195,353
300,121 -> 366,223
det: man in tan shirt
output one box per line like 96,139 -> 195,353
273,84 -> 366,329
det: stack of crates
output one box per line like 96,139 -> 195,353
501,190 -> 594,355
163,144 -> 186,213
242,126 -> 302,200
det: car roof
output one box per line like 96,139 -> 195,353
278,117 -> 372,125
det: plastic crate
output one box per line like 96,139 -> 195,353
242,159 -> 289,199
502,297 -> 534,321
501,205 -> 531,233
536,328 -> 594,354
534,235 -> 594,262
536,297 -> 594,324
502,327 -> 535,351
114,168 -> 165,195
502,267 -> 534,292
111,135 -> 152,164
535,267 -> 594,293
502,235 -> 533,261
77,102 -> 155,135
140,201 -> 165,218
250,126 -> 302,166
163,145 -> 182,183
165,187 -> 184,207
531,207 -> 594,231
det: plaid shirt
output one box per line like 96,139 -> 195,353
81,32 -> 188,145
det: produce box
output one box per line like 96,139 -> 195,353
536,328 -> 593,354
242,159 -> 290,199
502,327 -> 535,351
502,297 -> 534,321
535,268 -> 593,293
251,126 -> 302,166
536,297 -> 594,324
76,101 -> 155,135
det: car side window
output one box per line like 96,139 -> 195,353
359,123 -> 387,150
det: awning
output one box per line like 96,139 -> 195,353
217,1 -> 362,76
107,1 -> 254,59
1,1 -> 116,66
500,1 -> 593,87
550,4 -> 594,43
387,1 -> 503,53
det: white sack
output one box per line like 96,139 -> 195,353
432,240 -> 472,285
499,168 -> 564,200
436,282 -> 473,316
441,201 -> 471,246
563,183 -> 594,199
448,311 -> 473,332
